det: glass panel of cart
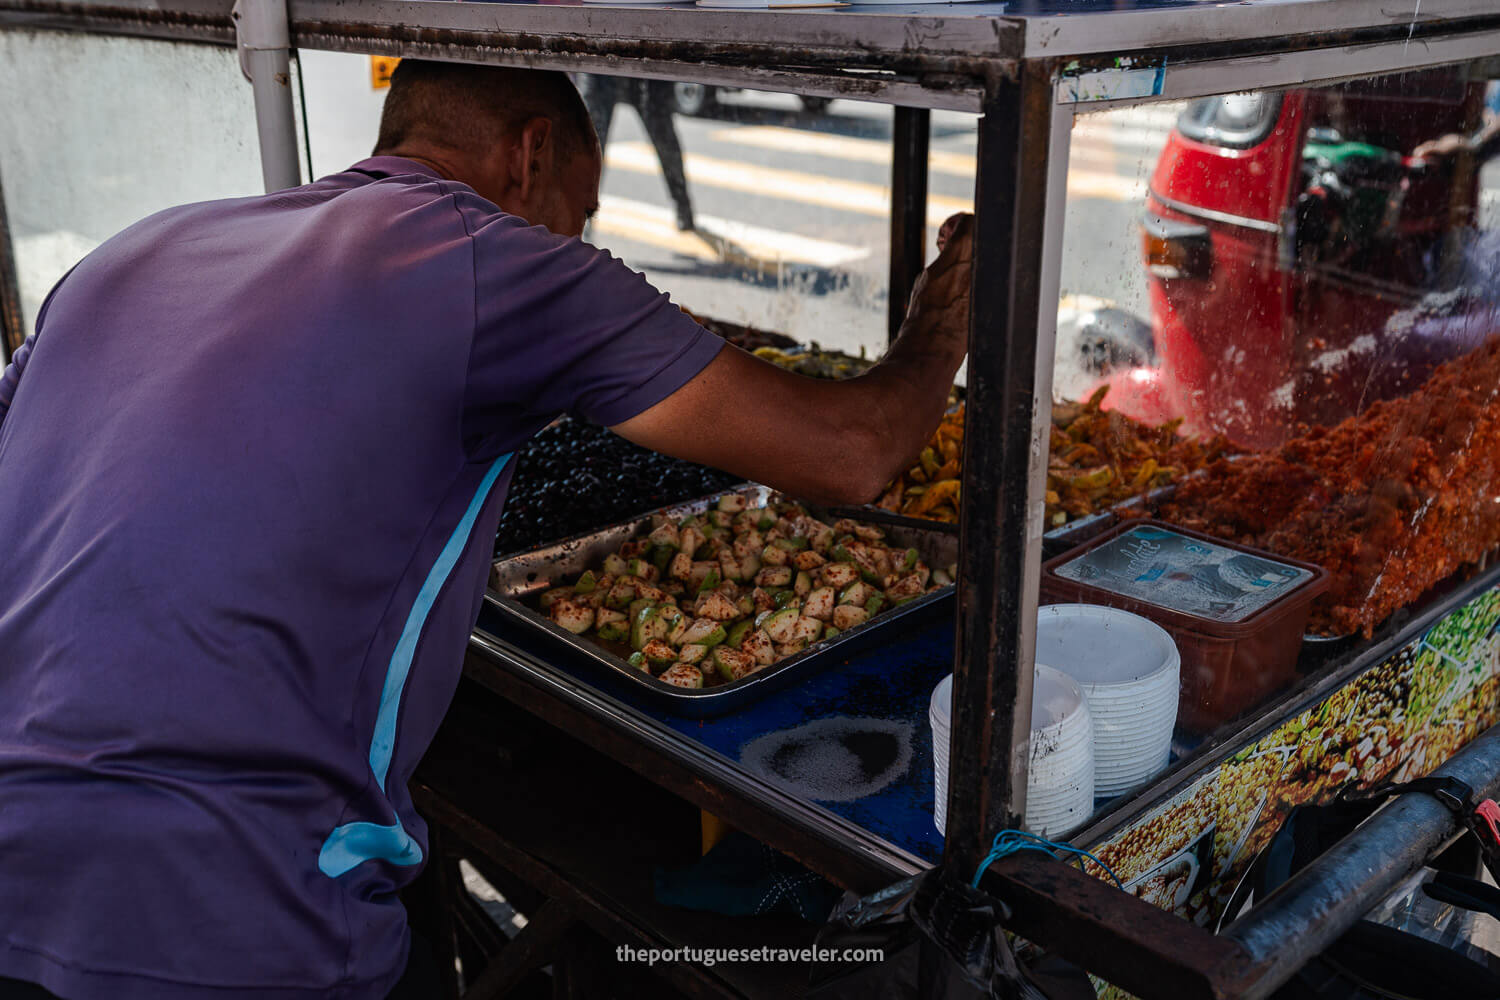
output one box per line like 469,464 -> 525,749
297,57 -> 972,380
0,31 -> 272,336
1040,58 -> 1500,836
573,72 -> 956,362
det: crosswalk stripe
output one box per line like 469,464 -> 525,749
708,124 -> 1172,179
936,104 -> 1181,131
606,141 -> 971,227
707,126 -> 978,177
1067,172 -> 1149,202
593,171 -> 1143,271
1070,146 -> 1158,175
606,140 -> 1149,218
1071,123 -> 1177,158
591,194 -> 871,268
1079,106 -> 1184,131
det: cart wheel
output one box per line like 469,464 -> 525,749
672,82 -> 715,116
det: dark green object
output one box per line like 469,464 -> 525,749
653,833 -> 843,922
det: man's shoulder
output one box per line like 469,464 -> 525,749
331,159 -> 545,244
327,158 -> 485,212
196,163 -> 491,243
66,164 -> 491,305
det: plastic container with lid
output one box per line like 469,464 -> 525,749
1041,520 -> 1328,733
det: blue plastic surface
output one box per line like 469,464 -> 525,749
478,602 -> 953,864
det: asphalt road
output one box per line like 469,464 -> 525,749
583,88 -> 1183,396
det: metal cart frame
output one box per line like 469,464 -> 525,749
5,1 -> 1500,994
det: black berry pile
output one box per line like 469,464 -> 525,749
494,417 -> 744,556
492,323 -> 877,556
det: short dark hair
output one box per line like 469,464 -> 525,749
373,60 -> 597,164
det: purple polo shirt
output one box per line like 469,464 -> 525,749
0,157 -> 721,999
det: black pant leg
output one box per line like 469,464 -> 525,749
0,977 -> 61,1000
637,81 -> 695,229
0,938 -> 437,1000
385,928 -> 443,1000
581,74 -> 620,152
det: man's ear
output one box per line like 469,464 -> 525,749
516,117 -> 554,204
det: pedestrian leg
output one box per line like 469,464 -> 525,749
640,81 -> 696,231
580,74 -> 620,153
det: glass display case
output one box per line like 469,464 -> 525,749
1044,57 -> 1500,939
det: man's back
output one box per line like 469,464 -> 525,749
0,158 -> 716,999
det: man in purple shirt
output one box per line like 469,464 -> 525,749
0,61 -> 971,999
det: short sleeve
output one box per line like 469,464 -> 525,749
461,207 -> 724,450
1,265 -> 72,430
0,334 -> 35,429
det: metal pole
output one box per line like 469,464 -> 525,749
1223,720 -> 1500,999
233,0 -> 301,193
944,62 -> 1055,877
888,106 -> 930,345
0,162 -> 22,361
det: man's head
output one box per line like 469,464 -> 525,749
373,60 -> 601,237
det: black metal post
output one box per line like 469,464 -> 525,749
944,64 -> 1054,878
980,853 -> 1259,999
0,163 -> 24,362
888,105 -> 930,345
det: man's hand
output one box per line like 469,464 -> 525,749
894,213 -> 973,356
1412,133 -> 1469,161
611,213 -> 975,505
1413,114 -> 1500,163
936,213 -> 967,253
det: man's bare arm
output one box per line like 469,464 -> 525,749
611,215 -> 973,505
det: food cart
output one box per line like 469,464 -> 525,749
3,0 -> 1500,996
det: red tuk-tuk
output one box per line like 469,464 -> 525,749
1101,69 -> 1500,450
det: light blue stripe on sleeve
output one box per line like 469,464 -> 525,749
319,451 -> 512,879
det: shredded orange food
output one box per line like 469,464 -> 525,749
877,387 -> 1237,526
1157,336 -> 1500,637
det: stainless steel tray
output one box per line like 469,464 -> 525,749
486,484 -> 958,717
1040,489 -> 1162,558
834,478 -> 1182,551
824,504 -> 959,536
1038,464 -> 1244,558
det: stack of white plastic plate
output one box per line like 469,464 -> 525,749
1037,604 -> 1180,797
929,664 -> 1095,838
930,674 -> 953,832
1023,664 -> 1095,837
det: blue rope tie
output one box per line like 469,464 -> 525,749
971,829 -> 1125,890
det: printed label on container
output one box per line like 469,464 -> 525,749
1055,525 -> 1313,624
